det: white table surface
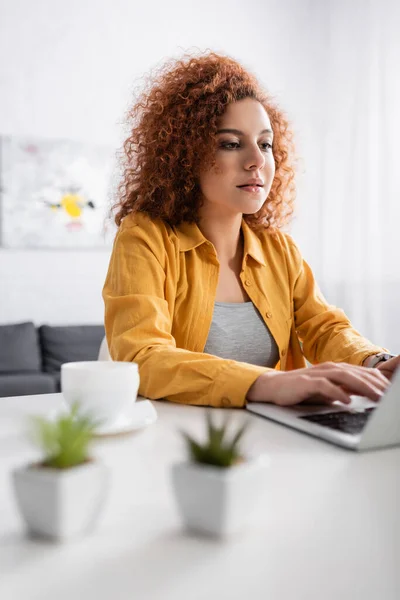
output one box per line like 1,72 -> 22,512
0,393 -> 399,600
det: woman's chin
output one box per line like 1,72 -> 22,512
241,200 -> 265,215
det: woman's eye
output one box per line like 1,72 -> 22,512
220,141 -> 240,149
260,142 -> 273,152
219,141 -> 273,151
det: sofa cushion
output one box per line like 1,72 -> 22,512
39,325 -> 105,374
0,322 -> 41,373
0,373 -> 57,397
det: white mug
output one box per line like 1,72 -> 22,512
61,361 -> 140,426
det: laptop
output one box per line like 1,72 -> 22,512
246,368 -> 400,451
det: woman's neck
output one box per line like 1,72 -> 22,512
198,212 -> 243,263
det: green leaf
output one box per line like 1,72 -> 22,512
228,420 -> 249,451
30,402 -> 97,469
181,413 -> 249,468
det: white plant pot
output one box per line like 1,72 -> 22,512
171,455 -> 269,537
12,460 -> 109,541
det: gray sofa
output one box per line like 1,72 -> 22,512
0,322 -> 105,398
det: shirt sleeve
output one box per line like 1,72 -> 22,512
102,221 -> 269,408
285,235 -> 388,365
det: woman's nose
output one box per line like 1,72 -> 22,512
243,145 -> 265,170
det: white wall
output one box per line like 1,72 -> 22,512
4,0 -> 397,350
0,0 -> 319,325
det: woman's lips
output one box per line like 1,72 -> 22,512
237,185 -> 263,193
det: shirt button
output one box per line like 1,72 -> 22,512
221,397 -> 232,407
266,312 -> 272,318
281,349 -> 286,356
244,280 -> 251,287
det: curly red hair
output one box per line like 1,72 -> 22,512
114,51 -> 296,231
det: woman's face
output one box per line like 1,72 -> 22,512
198,98 -> 275,217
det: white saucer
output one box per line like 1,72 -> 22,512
48,397 -> 158,437
94,399 -> 158,436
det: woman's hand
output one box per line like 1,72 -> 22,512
376,355 -> 400,381
246,362 -> 391,406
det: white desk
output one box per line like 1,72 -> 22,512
0,393 -> 399,600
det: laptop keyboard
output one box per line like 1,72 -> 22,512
299,407 -> 376,435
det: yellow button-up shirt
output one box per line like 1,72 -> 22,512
102,211 -> 385,408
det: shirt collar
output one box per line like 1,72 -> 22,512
241,219 -> 267,266
173,221 -> 206,251
174,218 -> 266,267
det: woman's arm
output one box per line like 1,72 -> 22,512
284,235 -> 388,365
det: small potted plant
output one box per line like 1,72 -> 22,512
12,403 -> 109,541
171,412 -> 269,537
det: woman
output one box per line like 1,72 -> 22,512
102,51 -> 398,408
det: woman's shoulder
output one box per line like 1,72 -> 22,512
119,210 -> 169,233
114,212 -> 177,265
118,211 -> 175,244
258,226 -> 300,254
256,226 -> 303,269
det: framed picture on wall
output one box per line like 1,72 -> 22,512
0,136 -> 118,248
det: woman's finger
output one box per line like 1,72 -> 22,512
325,370 -> 384,401
299,376 -> 352,405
